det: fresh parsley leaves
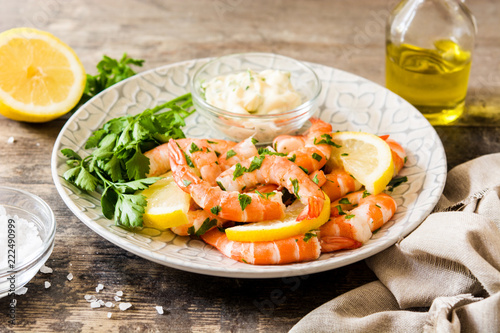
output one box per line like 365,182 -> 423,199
62,93 -> 194,228
77,53 -> 144,109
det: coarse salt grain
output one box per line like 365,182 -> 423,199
84,295 -> 96,302
116,291 -> 123,297
67,273 -> 73,281
7,136 -> 15,144
90,301 -> 100,309
155,306 -> 164,315
40,265 -> 53,274
44,281 -> 51,289
119,303 -> 132,311
107,312 -> 112,319
15,287 -> 28,295
105,302 -> 113,308
0,205 -> 43,270
96,283 -> 104,292
114,296 -> 121,302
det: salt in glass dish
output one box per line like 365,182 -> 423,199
0,186 -> 56,298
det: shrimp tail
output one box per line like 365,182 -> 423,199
297,196 -> 324,221
320,236 -> 362,252
167,139 -> 202,192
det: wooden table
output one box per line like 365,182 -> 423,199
1,0 -> 499,331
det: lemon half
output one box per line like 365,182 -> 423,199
140,172 -> 191,230
0,28 -> 86,122
225,194 -> 330,242
326,131 -> 394,194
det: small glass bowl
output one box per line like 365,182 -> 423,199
191,53 -> 322,144
0,187 -> 56,298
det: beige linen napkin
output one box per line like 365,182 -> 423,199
291,153 -> 500,333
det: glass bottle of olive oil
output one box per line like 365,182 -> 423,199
386,0 -> 476,125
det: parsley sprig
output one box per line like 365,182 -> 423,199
62,93 -> 194,228
77,53 -> 144,108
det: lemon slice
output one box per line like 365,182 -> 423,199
139,172 -> 191,230
0,28 -> 86,122
225,194 -> 330,242
325,131 -> 394,194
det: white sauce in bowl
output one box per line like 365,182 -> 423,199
203,69 -> 302,115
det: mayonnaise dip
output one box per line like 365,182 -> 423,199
203,69 -> 302,115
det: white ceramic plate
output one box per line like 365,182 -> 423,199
51,56 -> 447,278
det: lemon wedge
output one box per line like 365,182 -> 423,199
325,131 -> 394,194
0,27 -> 86,122
225,194 -> 330,242
140,172 -> 191,230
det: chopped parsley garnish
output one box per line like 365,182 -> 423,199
345,214 -> 355,219
362,190 -> 371,198
291,178 -> 300,199
335,205 -> 346,215
189,142 -> 202,154
387,176 -> 408,191
188,218 -> 218,236
214,150 -> 221,158
375,204 -> 381,208
238,193 -> 252,210
216,181 -> 226,191
339,198 -> 351,205
211,206 -> 222,215
233,163 -> 246,180
251,138 -> 259,145
312,152 -> 322,162
255,190 -> 276,199
207,140 -> 218,144
225,149 -> 237,159
233,156 -> 265,180
182,179 -> 192,187
303,232 -> 317,242
258,147 -> 286,157
312,174 -> 319,185
288,154 -> 297,163
247,156 -> 265,172
314,134 -> 341,147
299,166 -> 309,174
341,153 -> 349,156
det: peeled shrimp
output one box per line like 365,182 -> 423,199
168,139 -> 286,222
144,138 -> 237,177
276,118 -> 334,173
215,154 -> 326,221
321,168 -> 362,201
201,229 -> 321,265
218,137 -> 259,171
380,135 -> 406,177
319,191 -> 397,251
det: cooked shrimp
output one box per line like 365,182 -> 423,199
170,209 -> 226,236
201,228 -> 321,265
272,134 -> 306,154
145,138 -> 237,177
215,154 -> 326,221
319,191 -> 397,251
275,118 -> 333,173
321,168 -> 362,201
168,139 -> 286,222
218,137 -> 259,171
380,135 -> 406,176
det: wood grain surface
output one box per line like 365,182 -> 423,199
0,0 -> 499,332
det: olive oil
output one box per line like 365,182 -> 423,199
386,40 -> 471,125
